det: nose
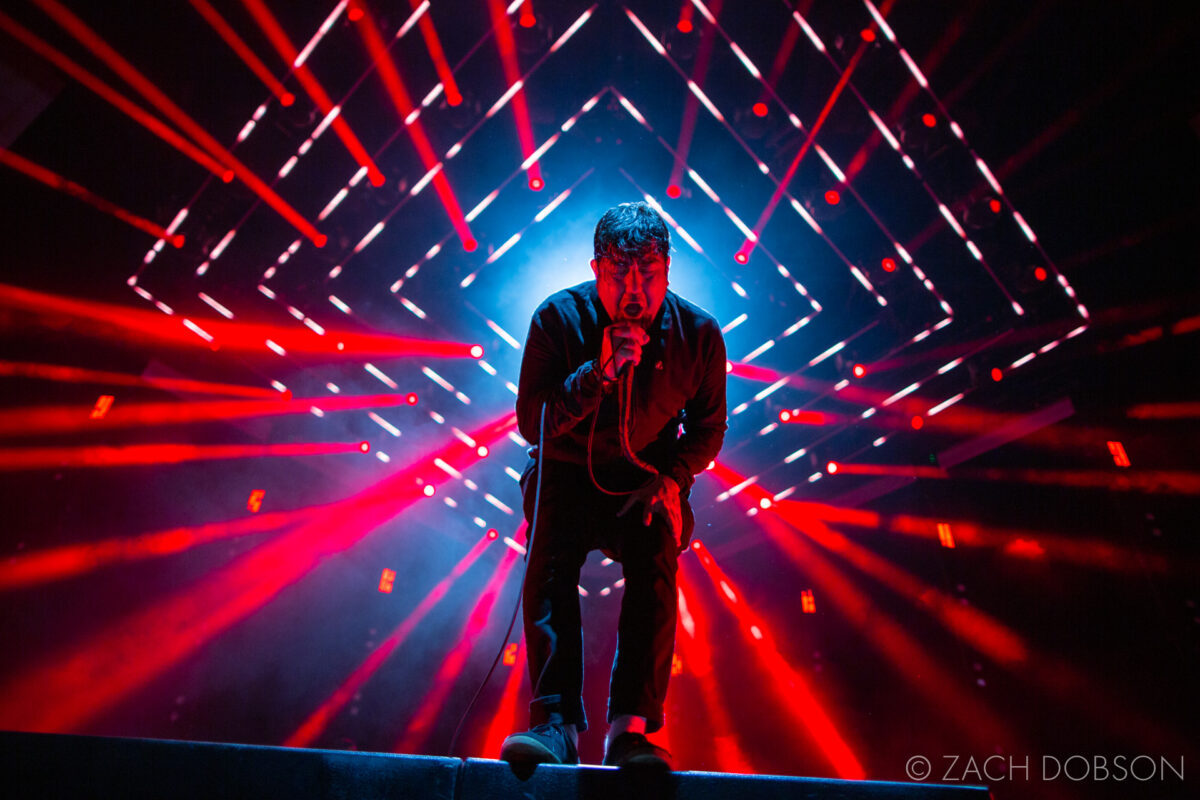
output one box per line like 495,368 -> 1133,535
623,269 -> 644,293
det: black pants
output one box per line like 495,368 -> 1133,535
520,459 -> 693,734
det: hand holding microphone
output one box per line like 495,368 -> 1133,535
600,321 -> 649,381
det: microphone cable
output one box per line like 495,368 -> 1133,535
587,342 -> 658,497
446,400 -> 547,758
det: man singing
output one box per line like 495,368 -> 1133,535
500,201 -> 727,769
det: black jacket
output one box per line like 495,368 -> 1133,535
516,280 -> 727,493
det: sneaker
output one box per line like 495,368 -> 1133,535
500,723 -> 580,767
602,732 -> 673,770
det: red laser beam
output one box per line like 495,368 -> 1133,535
485,0 -> 543,190
285,532 -> 498,747
0,414 -> 518,732
404,0 -> 462,105
736,35 -> 871,263
478,639 -> 527,757
0,10 -> 233,184
0,360 -> 281,399
0,148 -> 183,246
518,0 -> 536,29
0,508 -> 308,591
775,503 -> 1029,666
728,466 -> 1193,757
0,282 -> 479,360
666,0 -> 724,195
347,2 -> 475,250
395,548 -> 521,753
688,541 -> 865,779
675,575 -> 755,773
0,440 -> 366,471
706,464 -> 1021,752
187,0 -> 294,106
0,394 -> 416,438
29,0 -> 325,246
237,0 -> 384,187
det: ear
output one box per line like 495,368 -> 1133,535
590,258 -> 599,278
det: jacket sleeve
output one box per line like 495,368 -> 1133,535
516,306 -> 607,445
666,321 -> 727,492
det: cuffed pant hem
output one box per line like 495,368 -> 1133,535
530,694 -> 588,734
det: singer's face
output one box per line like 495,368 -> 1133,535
591,254 -> 670,325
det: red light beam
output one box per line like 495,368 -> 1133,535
0,281 -> 480,360
0,414 -> 517,733
0,360 -> 281,399
285,532 -> 498,748
687,542 -> 865,779
0,393 -> 415,438
346,2 -> 475,249
478,639 -> 527,758
0,148 -> 183,246
237,0 -> 384,187
0,10 -> 233,183
0,440 -> 367,471
30,0 -> 326,246
405,0 -> 462,105
395,548 -> 521,753
485,0 -> 543,190
0,508 -> 308,591
736,35 -> 870,263
187,0 -> 294,107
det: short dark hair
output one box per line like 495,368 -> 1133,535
593,201 -> 670,264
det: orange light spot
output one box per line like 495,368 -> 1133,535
502,642 -> 519,665
1106,441 -> 1131,468
90,395 -> 115,419
247,489 -> 265,513
801,589 -> 816,613
378,568 -> 396,593
937,523 -> 956,548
